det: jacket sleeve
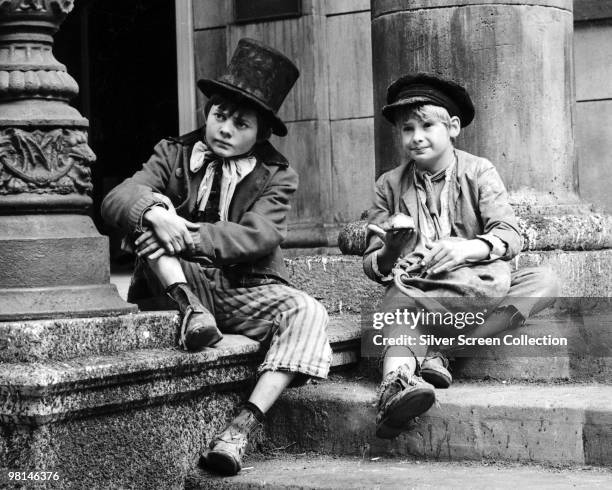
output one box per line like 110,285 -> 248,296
476,159 -> 523,259
189,166 -> 298,265
363,176 -> 393,284
101,140 -> 178,234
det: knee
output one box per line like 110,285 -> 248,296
309,296 -> 329,325
295,294 -> 329,329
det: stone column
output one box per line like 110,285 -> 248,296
371,0 -> 578,210
0,0 -> 135,319
339,0 -> 612,255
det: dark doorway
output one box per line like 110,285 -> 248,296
55,0 -> 178,262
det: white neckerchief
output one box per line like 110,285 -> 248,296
190,140 -> 257,221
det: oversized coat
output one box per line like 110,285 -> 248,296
363,149 -> 523,285
101,128 -> 298,287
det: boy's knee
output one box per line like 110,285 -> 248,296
307,296 -> 329,324
293,293 -> 329,328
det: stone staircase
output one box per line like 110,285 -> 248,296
186,253 -> 612,488
1,250 -> 611,488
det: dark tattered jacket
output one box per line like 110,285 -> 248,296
101,128 -> 297,285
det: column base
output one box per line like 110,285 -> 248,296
0,213 -> 136,320
0,284 -> 136,321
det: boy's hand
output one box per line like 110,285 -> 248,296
368,223 -> 414,251
367,213 -> 416,251
134,230 -> 166,260
422,239 -> 489,275
142,206 -> 200,255
367,214 -> 416,276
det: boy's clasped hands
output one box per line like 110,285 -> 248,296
135,193 -> 200,260
368,213 -> 489,275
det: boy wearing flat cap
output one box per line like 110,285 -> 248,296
364,73 -> 559,439
102,39 -> 332,475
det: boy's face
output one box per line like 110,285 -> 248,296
398,113 -> 460,169
205,104 -> 259,158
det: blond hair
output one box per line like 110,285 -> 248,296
394,103 -> 457,143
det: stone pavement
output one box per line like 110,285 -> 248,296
188,454 -> 612,489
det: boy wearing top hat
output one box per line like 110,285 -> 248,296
364,73 -> 559,439
102,39 -> 332,475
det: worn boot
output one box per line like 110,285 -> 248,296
166,282 -> 222,351
420,352 -> 452,388
490,305 -> 526,331
376,364 -> 435,439
202,404 -> 264,475
464,304 -> 526,341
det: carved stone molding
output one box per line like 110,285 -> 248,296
0,0 -> 73,15
0,0 -> 78,103
0,69 -> 78,100
0,127 -> 94,195
0,44 -> 65,70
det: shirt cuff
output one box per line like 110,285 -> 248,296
136,202 -> 168,234
476,234 -> 507,259
371,250 -> 394,283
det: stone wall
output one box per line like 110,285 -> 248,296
188,0 -> 612,228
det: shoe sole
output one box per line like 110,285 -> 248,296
202,449 -> 241,476
420,368 -> 452,389
376,387 -> 436,439
185,328 -> 223,351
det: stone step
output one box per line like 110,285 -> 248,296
6,309 -> 606,383
285,250 -> 612,314
0,319 -> 359,488
0,318 -> 359,426
264,377 -> 612,467
0,310 -> 361,363
186,454 -> 612,489
359,311 -> 612,382
417,312 -> 612,383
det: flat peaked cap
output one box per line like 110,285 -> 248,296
382,73 -> 475,127
197,38 -> 300,137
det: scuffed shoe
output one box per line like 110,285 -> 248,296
420,353 -> 452,389
376,364 -> 436,439
178,304 -> 222,351
166,282 -> 222,350
201,409 -> 262,476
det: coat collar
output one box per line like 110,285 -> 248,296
171,128 -> 280,219
229,161 -> 273,220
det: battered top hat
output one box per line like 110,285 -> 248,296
197,38 -> 300,137
382,73 -> 475,127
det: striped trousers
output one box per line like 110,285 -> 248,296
130,259 -> 332,380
